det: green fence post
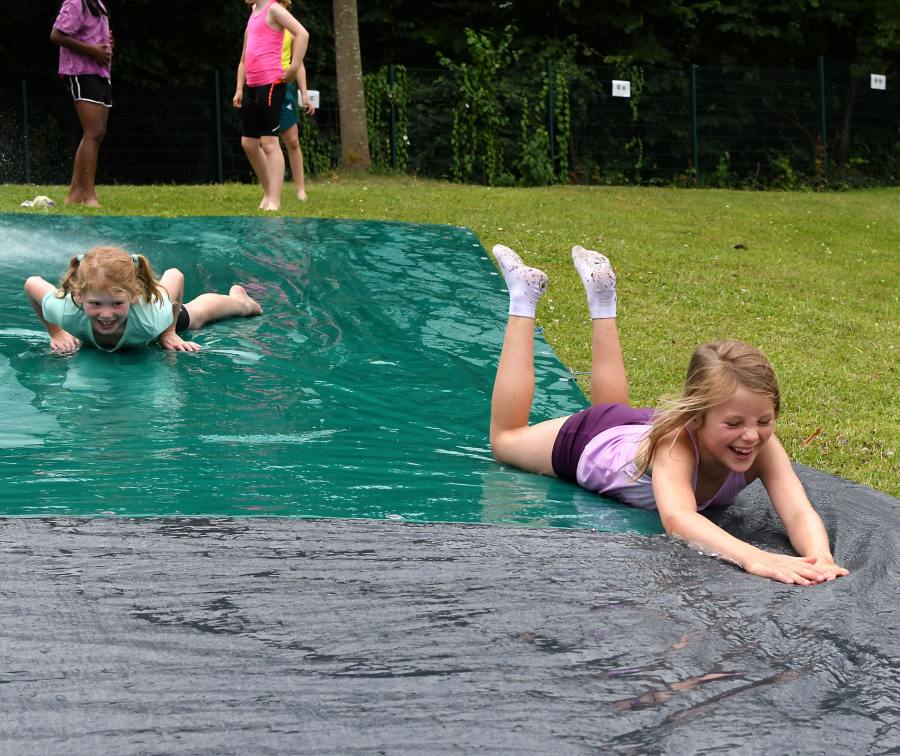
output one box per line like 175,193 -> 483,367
547,61 -> 555,176
21,80 -> 31,185
818,56 -> 828,182
389,64 -> 397,172
690,64 -> 698,184
214,71 -> 224,184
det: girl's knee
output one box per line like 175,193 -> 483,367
241,136 -> 258,152
85,123 -> 107,142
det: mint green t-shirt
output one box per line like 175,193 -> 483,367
42,290 -> 174,351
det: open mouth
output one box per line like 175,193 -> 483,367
96,318 -> 117,330
729,445 -> 755,461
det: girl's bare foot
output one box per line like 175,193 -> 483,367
83,196 -> 102,208
229,285 -> 263,317
297,189 -> 307,201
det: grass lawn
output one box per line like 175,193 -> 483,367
3,178 -> 899,497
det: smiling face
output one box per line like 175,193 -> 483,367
78,288 -> 137,337
694,386 -> 776,472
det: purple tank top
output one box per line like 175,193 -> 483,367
245,1 -> 285,87
576,424 -> 747,511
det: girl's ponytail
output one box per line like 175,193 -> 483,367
134,255 -> 165,305
56,255 -> 84,300
81,0 -> 109,19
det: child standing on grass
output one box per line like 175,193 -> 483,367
50,0 -> 112,208
489,243 -> 848,585
278,0 -> 315,201
24,247 -> 263,353
234,0 -> 309,211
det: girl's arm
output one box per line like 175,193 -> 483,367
24,277 -> 80,352
234,29 -> 248,108
157,269 -> 200,352
50,28 -> 112,66
271,5 -> 308,84
755,435 -> 848,580
651,431 -> 835,585
299,63 -> 315,114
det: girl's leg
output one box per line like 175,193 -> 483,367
259,135 -> 285,210
184,286 -> 263,330
489,245 -> 567,477
242,136 -> 271,208
67,101 -> 108,207
281,125 -> 307,200
572,246 -> 629,406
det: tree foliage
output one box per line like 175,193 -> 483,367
6,0 -> 897,86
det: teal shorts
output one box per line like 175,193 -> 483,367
280,84 -> 299,132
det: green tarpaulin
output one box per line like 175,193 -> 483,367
1,215 -> 662,533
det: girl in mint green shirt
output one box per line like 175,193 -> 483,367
24,246 -> 263,352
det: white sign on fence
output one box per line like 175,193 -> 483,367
307,90 -> 320,108
612,80 -> 631,98
871,75 -> 886,90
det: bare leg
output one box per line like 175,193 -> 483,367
572,245 -> 629,405
242,136 -> 271,209
281,125 -> 307,200
490,315 -> 568,475
67,101 -> 108,207
488,245 -> 566,476
260,135 -> 284,210
591,318 -> 630,405
184,286 -> 263,330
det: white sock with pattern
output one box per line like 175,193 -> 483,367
572,245 -> 616,319
492,244 -> 548,319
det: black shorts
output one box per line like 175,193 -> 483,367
64,74 -> 112,107
242,81 -> 286,139
175,303 -> 191,333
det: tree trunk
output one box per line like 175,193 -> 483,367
333,0 -> 371,171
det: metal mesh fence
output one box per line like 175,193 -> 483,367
2,60 -> 898,187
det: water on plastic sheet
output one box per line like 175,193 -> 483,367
0,215 -> 662,533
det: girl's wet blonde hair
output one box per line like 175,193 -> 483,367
632,339 -> 781,478
56,246 -> 166,307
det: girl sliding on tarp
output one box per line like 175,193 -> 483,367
489,243 -> 847,585
24,246 -> 262,353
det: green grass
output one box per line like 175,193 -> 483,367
4,178 -> 899,496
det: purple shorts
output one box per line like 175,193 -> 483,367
551,403 -> 655,482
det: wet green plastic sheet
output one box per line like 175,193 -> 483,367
1,215 -> 662,533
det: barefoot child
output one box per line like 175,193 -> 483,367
489,243 -> 848,585
50,0 -> 113,208
233,0 -> 309,211
24,247 -> 263,353
278,0 -> 315,201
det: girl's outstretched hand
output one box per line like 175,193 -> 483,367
50,332 -> 80,352
745,552 -> 846,585
159,332 -> 200,352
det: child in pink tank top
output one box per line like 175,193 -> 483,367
488,241 -> 848,587
233,0 -> 309,211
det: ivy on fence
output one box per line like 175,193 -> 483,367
363,65 -> 408,171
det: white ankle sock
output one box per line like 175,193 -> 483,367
572,245 -> 617,319
492,244 -> 548,318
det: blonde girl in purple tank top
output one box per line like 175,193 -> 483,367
489,243 -> 847,586
233,0 -> 309,211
